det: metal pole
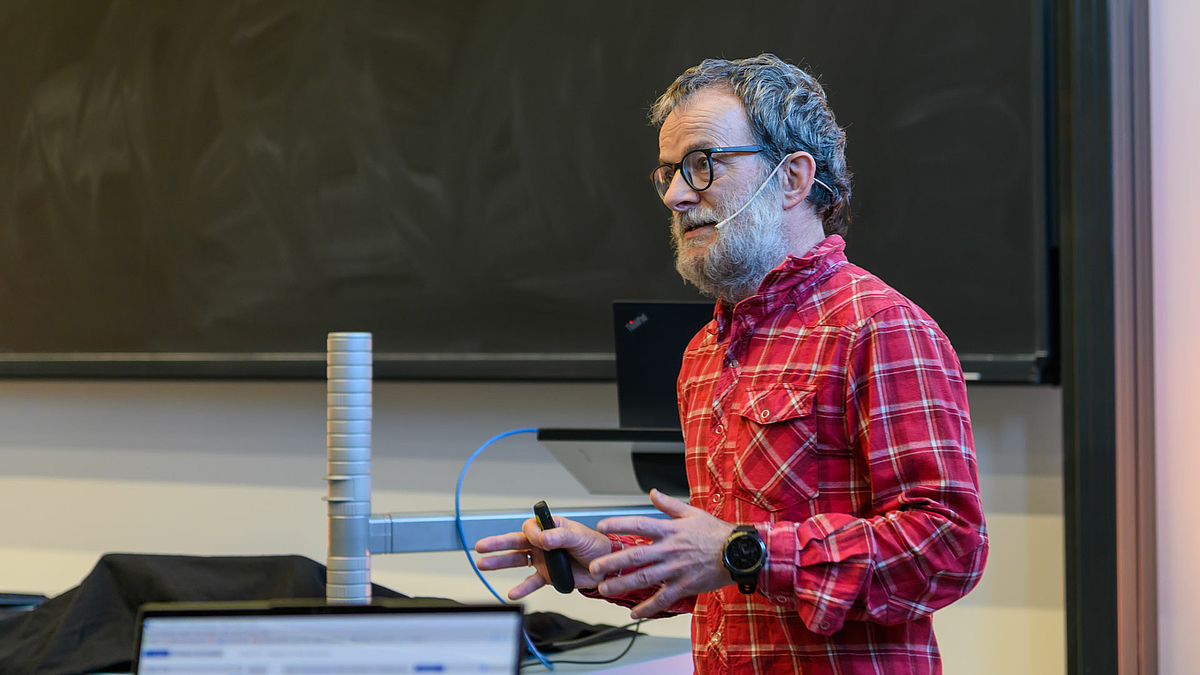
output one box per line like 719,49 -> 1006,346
325,332 -> 373,604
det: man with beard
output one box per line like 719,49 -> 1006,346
476,54 -> 987,674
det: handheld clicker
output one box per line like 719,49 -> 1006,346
533,501 -> 575,593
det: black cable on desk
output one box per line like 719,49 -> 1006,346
535,618 -> 647,652
521,619 -> 645,670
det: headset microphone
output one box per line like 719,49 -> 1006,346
712,156 -> 788,231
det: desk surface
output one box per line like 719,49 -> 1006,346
522,634 -> 692,674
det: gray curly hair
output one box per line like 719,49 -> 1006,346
650,54 -> 852,236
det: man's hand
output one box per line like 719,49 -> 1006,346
589,488 -> 737,619
475,515 -> 612,600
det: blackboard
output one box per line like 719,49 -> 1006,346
0,0 -> 1052,380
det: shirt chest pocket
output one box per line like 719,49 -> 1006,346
731,383 -> 819,512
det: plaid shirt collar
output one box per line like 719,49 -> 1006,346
710,234 -> 848,339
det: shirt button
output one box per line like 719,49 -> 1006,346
715,424 -> 724,435
760,409 -> 770,420
776,595 -> 787,603
819,620 -> 831,630
711,492 -> 722,503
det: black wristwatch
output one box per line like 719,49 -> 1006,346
722,525 -> 766,594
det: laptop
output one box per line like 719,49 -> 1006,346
132,600 -> 524,674
536,301 -> 712,496
612,300 -> 714,430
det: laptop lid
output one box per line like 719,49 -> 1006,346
132,600 -> 524,674
613,301 -> 714,430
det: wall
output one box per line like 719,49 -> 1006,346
0,380 -> 1062,673
1150,0 -> 1200,671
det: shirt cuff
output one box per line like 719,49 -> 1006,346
578,534 -> 621,597
756,521 -> 798,608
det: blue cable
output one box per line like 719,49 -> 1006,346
454,428 -> 553,670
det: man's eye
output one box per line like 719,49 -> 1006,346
688,154 -> 711,174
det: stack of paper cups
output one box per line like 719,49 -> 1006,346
325,332 -> 373,605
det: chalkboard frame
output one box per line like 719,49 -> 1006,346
0,1 -> 1060,384
0,352 -> 1057,382
0,353 -> 614,380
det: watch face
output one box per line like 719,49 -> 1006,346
726,533 -> 762,571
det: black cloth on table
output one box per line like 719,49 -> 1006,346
0,553 -> 636,675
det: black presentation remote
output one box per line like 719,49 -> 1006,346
533,501 -> 576,593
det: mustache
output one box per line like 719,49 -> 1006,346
672,206 -> 724,235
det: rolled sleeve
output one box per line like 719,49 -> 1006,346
756,306 -> 988,634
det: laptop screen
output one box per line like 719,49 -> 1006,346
133,602 -> 524,674
613,301 -> 714,430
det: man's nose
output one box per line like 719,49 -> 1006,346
662,171 -> 700,213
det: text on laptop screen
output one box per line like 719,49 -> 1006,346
138,612 -> 523,674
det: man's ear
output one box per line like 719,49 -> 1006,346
779,151 -> 817,211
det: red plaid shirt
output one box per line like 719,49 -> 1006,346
594,235 -> 987,674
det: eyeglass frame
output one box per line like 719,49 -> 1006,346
650,145 -> 838,200
650,145 -> 767,198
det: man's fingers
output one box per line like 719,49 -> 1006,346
475,532 -> 529,554
627,559 -> 695,618
596,491 -> 697,537
526,518 -> 602,554
475,550 -> 531,571
596,561 -> 672,597
630,585 -> 680,620
588,543 -> 666,576
649,488 -> 696,518
507,573 -> 546,601
596,515 -> 670,538
521,517 -> 583,550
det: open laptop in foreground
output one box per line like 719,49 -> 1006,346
132,600 -> 523,674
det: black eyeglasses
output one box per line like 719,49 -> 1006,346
650,145 -> 766,198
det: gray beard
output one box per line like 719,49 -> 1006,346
670,179 -> 787,304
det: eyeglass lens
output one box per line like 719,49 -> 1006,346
682,150 -> 713,191
652,149 -> 714,198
